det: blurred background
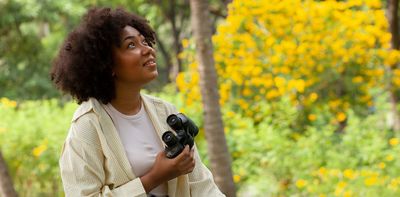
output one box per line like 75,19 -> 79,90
1,0 -> 400,196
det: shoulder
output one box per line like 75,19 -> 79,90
68,98 -> 102,146
71,98 -> 98,122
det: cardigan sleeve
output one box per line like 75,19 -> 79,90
159,97 -> 226,196
59,117 -> 147,197
187,144 -> 226,197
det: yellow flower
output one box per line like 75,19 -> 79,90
337,181 -> 347,189
32,144 -> 47,158
309,92 -> 318,102
386,154 -> 394,161
242,88 -> 252,96
0,97 -> 17,108
364,176 -> 377,186
344,169 -> 356,180
352,76 -> 363,83
343,190 -> 353,197
294,79 -> 305,93
318,167 -> 328,176
237,99 -> 249,109
389,138 -> 399,146
266,89 -> 280,99
274,76 -> 286,88
308,114 -> 317,121
378,162 -> 386,169
181,38 -> 190,48
336,112 -> 347,122
365,0 -> 382,8
176,73 -> 186,91
179,0 -> 393,128
9,100 -> 17,107
233,175 -> 241,183
296,179 -> 307,188
334,188 -> 343,196
329,100 -> 341,109
226,111 -> 235,118
389,179 -> 398,191
394,78 -> 400,86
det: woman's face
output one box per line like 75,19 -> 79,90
112,25 -> 158,86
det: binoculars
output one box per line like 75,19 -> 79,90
162,113 -> 199,159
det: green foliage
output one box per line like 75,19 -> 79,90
0,0 -> 86,99
150,87 -> 400,196
1,89 -> 400,196
0,98 -> 77,196
224,95 -> 400,196
0,0 -> 168,99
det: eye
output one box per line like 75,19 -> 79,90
127,42 -> 135,49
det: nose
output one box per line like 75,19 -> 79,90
141,45 -> 155,57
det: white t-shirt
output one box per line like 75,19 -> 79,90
103,102 -> 167,196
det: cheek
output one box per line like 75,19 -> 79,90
116,53 -> 142,69
114,56 -> 146,79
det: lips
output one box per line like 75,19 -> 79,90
143,58 -> 156,67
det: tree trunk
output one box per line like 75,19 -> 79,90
387,0 -> 400,131
0,151 -> 18,197
189,0 -> 236,196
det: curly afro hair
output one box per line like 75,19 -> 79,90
50,7 -> 156,104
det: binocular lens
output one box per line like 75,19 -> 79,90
167,115 -> 178,125
162,131 -> 178,147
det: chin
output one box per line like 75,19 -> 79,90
146,71 -> 159,83
151,70 -> 159,79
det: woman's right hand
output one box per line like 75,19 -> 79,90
140,145 -> 195,193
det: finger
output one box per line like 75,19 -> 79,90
179,153 -> 195,167
175,145 -> 190,162
188,165 -> 195,173
181,164 -> 193,173
179,154 -> 194,166
183,163 -> 195,174
190,148 -> 195,158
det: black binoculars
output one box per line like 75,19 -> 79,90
162,113 -> 199,158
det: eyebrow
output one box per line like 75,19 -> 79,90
122,34 -> 145,42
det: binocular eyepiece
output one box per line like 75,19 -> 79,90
162,113 -> 199,158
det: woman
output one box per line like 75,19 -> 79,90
51,7 -> 225,197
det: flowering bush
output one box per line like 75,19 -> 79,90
219,95 -> 400,196
177,0 -> 400,130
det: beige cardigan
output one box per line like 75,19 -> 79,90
59,94 -> 225,197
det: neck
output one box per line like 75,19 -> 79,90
110,82 -> 142,115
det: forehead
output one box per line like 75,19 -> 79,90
120,25 -> 141,38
